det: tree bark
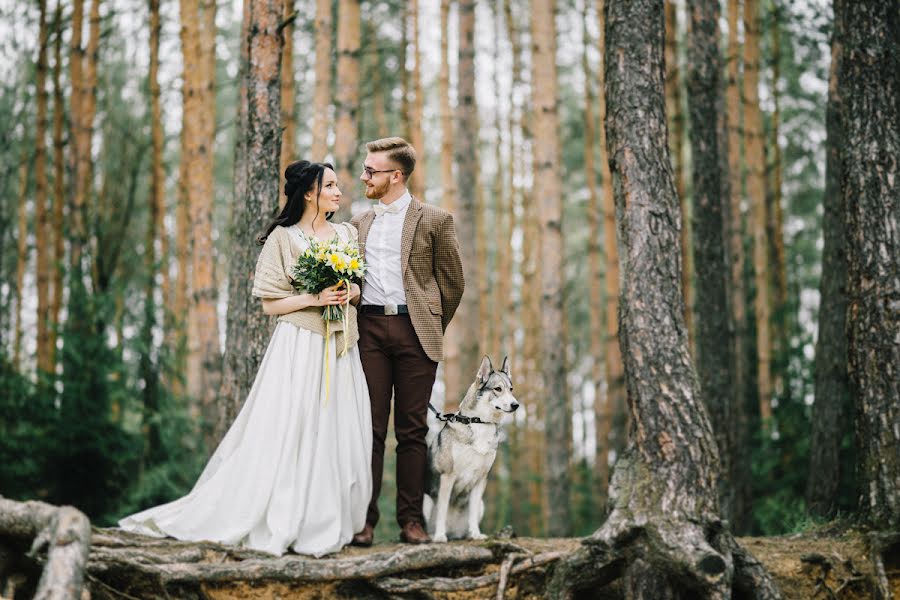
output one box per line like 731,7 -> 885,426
218,0 -> 283,444
743,0 -> 773,423
438,0 -> 454,211
13,151 -> 29,371
408,0 -> 426,201
724,0 -> 751,533
597,0 -> 626,485
444,0 -> 481,413
531,0 -> 570,538
49,0 -> 66,370
279,0 -> 297,210
806,0 -> 849,519
686,0 -> 737,526
34,0 -> 52,375
332,0 -> 360,221
583,0 -> 608,506
767,0 -> 788,401
839,0 -> 900,530
0,497 -> 92,600
665,0 -> 694,357
310,0 -> 331,161
547,1 -> 781,595
183,0 -> 222,447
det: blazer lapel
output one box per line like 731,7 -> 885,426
401,198 -> 424,275
357,211 -> 375,257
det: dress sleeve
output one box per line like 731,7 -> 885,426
252,228 -> 295,299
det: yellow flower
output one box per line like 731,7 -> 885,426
350,258 -> 359,270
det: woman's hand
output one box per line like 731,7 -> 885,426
314,282 -> 350,306
348,282 -> 361,304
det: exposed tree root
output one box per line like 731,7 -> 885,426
0,496 -> 92,600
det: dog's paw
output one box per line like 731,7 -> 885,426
433,533 -> 448,543
468,532 -> 487,541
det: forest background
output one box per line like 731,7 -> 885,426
0,0 -> 852,546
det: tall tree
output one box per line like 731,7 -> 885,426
807,0 -> 848,518
13,151 -> 29,370
438,0 -> 454,211
839,0 -> 900,530
547,2 -> 780,594
218,0 -> 283,441
597,0 -> 626,491
665,0 -> 693,354
407,0 -> 426,201
279,0 -> 297,208
49,0 -> 66,369
743,0 -> 772,422
724,0 -> 750,531
310,0 -> 331,161
767,0 -> 788,399
34,0 -> 52,374
686,0 -> 737,524
444,0 -> 480,412
582,0 -> 607,504
183,0 -> 221,445
332,0 -> 360,221
531,0 -> 569,537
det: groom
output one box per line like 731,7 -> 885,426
350,137 -> 465,545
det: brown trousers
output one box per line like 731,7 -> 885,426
358,313 -> 438,527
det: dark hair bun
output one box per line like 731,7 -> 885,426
284,160 -> 312,200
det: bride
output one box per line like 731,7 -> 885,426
119,161 -> 373,557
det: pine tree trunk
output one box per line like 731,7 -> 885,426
444,0 -> 481,412
217,0 -> 282,443
332,0 -> 360,222
400,3 -> 410,141
582,0 -> 608,505
34,0 -> 52,374
839,0 -> 900,530
49,0 -> 65,370
439,0 -> 453,212
531,0 -> 570,538
408,0 -> 426,201
807,0 -> 848,518
503,0 -> 528,534
725,0 -> 751,533
489,1 -> 506,360
279,0 -> 296,209
142,0 -> 165,463
547,3 -> 780,595
686,0 -> 737,525
310,0 -> 331,161
13,152 -> 29,371
68,0 -> 84,276
743,0 -> 772,422
597,0 -> 626,480
665,0 -> 694,356
183,0 -> 221,449
767,1 -> 788,400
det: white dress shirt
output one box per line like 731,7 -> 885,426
361,191 -> 412,306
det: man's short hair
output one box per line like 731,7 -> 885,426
365,137 -> 416,179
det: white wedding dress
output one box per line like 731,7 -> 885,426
119,227 -> 373,557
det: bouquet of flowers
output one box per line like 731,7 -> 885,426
291,236 -> 366,323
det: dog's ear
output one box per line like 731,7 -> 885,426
500,356 -> 510,378
477,356 -> 493,384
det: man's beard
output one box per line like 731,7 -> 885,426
365,179 -> 389,200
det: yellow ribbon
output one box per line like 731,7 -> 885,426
323,319 -> 331,407
322,279 -> 352,407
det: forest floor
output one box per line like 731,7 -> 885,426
71,525 -> 900,600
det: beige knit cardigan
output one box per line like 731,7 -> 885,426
251,223 -> 359,349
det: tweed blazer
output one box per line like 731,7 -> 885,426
351,198 -> 464,362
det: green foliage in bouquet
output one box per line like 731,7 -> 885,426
291,236 -> 366,320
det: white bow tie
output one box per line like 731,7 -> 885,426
373,202 -> 402,217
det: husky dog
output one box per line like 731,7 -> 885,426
423,356 -> 519,542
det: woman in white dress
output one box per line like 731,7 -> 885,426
119,161 -> 373,557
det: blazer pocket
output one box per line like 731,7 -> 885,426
429,302 -> 443,315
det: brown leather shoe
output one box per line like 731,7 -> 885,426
351,523 -> 374,547
399,521 -> 431,544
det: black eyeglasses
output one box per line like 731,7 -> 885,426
362,166 -> 399,180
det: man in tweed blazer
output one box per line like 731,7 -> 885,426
350,137 -> 464,546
